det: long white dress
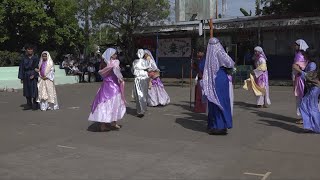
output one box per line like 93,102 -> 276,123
37,52 -> 59,111
146,56 -> 170,107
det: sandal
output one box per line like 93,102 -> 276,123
295,119 -> 303,124
111,124 -> 122,131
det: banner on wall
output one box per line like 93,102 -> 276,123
158,38 -> 191,57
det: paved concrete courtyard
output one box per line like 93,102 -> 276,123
0,82 -> 319,180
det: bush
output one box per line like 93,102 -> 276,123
0,51 -> 21,67
48,50 -> 58,63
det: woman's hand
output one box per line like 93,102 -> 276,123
35,68 -> 40,73
292,64 -> 302,73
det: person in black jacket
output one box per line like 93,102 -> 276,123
18,44 -> 40,110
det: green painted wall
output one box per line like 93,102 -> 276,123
0,65 -> 78,89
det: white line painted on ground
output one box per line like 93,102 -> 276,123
244,172 -> 265,177
57,145 -> 76,149
68,106 -> 80,110
244,172 -> 271,180
262,172 -> 272,180
164,114 -> 184,117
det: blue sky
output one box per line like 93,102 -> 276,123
224,0 -> 256,16
168,0 -> 256,22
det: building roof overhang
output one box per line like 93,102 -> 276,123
134,15 -> 320,36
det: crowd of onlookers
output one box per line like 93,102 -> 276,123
60,52 -> 133,83
60,52 -> 103,83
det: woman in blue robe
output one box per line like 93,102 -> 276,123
296,50 -> 320,133
202,19 -> 235,135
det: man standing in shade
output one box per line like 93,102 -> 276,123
193,46 -> 207,113
18,44 -> 40,110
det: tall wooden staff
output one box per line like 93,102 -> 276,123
210,18 -> 214,39
190,49 -> 194,109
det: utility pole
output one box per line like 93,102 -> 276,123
216,0 -> 218,19
84,0 -> 90,61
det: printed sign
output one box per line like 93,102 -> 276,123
158,38 -> 191,57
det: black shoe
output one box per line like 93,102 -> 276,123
23,105 -> 32,110
32,104 -> 38,111
208,128 -> 228,135
137,114 -> 144,118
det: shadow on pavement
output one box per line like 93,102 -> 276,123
234,101 -> 256,108
171,101 -> 208,133
234,101 -> 297,123
170,101 -> 194,112
257,119 -> 305,133
125,106 -> 137,116
175,116 -> 207,133
87,122 -> 101,132
234,101 -> 303,133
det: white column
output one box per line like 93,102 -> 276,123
175,0 -> 186,22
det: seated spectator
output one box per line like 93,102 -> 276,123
72,63 -> 84,82
62,57 -> 72,75
87,63 -> 96,82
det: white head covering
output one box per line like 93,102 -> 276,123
137,49 -> 145,59
254,46 -> 267,60
102,48 -> 117,64
144,49 -> 155,61
144,49 -> 159,71
295,39 -> 309,51
39,51 -> 54,76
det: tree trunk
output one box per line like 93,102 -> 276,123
121,28 -> 135,64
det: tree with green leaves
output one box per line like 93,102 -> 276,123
0,0 -> 55,51
76,0 -> 97,58
255,0 -> 262,16
261,0 -> 320,15
92,0 -> 170,63
91,26 -> 118,48
45,0 -> 85,57
0,0 -> 84,64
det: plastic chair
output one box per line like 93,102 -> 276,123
159,66 -> 166,77
233,65 -> 253,88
